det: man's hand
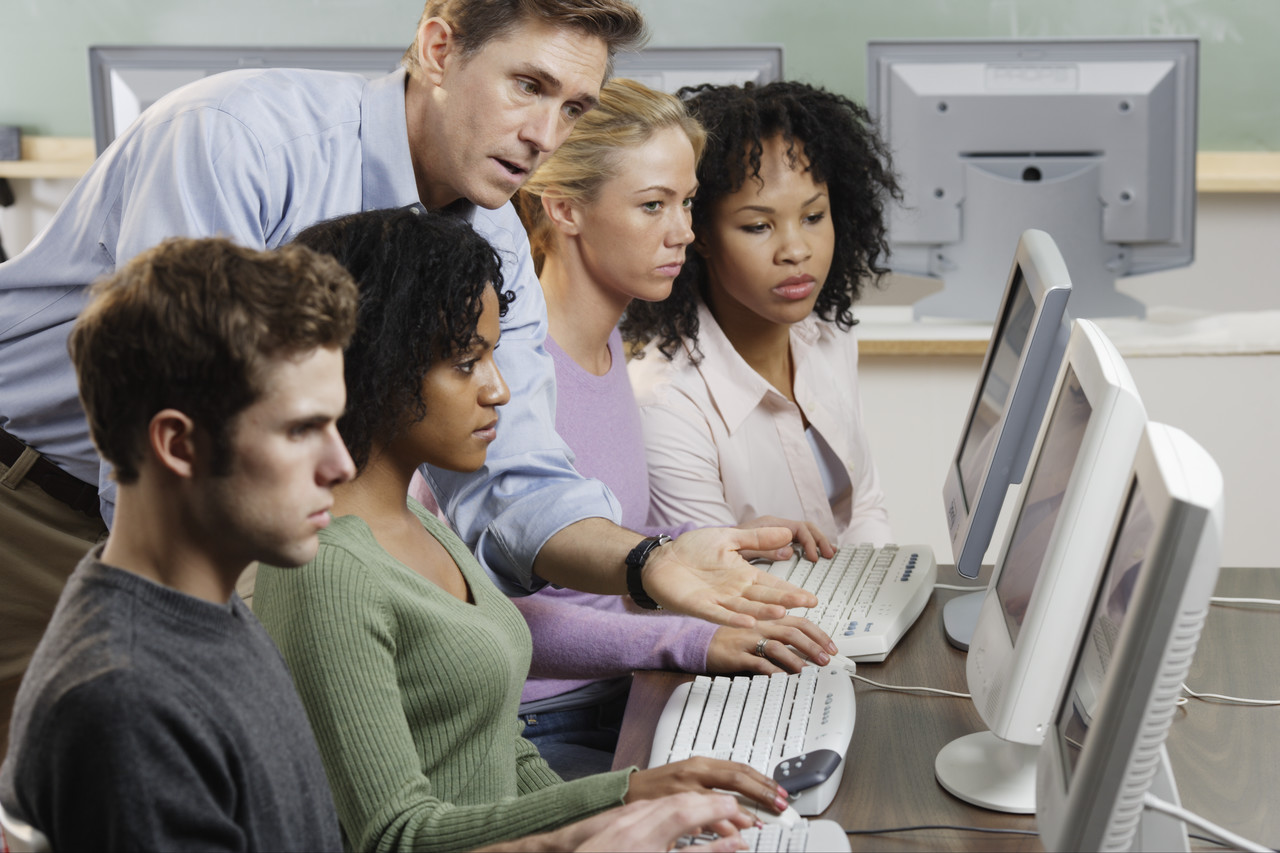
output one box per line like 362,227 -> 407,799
707,614 -> 836,674
738,515 -> 835,564
643,527 -> 819,628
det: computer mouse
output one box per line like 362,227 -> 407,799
772,748 -> 843,796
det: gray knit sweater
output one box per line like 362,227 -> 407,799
0,549 -> 341,851
254,500 -> 633,852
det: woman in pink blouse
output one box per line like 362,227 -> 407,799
623,81 -> 902,549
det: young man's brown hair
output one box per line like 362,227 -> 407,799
403,0 -> 647,79
68,237 -> 359,484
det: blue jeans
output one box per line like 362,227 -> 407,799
519,691 -> 629,781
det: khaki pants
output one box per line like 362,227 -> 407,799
0,459 -> 107,766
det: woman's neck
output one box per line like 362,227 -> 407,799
330,450 -> 416,531
705,287 -> 796,401
540,246 -> 631,377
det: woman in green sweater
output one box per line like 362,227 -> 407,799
253,208 -> 788,852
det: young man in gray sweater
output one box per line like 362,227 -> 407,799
0,237 -> 360,851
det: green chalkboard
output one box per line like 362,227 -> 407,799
3,0 -> 1276,149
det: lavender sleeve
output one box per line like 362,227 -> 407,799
514,588 -> 718,702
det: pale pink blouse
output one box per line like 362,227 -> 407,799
628,301 -> 893,548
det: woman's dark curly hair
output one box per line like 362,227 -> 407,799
620,81 -> 901,362
291,207 -> 512,472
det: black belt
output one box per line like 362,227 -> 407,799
0,428 -> 102,520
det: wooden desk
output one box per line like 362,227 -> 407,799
613,567 -> 1280,852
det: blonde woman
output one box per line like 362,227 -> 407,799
454,78 -> 836,779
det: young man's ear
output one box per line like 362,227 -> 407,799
542,194 -> 582,237
416,17 -> 458,87
148,409 -> 200,479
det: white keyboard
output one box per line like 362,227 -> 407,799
768,543 -> 937,662
676,820 -> 851,852
649,666 -> 855,816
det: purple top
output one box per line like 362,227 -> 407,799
515,329 -> 713,704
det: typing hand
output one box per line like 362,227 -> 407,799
645,527 -> 819,629
737,515 -> 835,564
707,616 -> 837,675
472,792 -> 749,852
626,756 -> 790,818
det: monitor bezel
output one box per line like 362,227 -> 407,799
88,45 -> 408,155
942,228 -> 1071,579
1035,422 -> 1223,852
87,44 -> 786,155
966,318 -> 1147,745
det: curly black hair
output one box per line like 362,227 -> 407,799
291,207 -> 511,472
620,80 -> 901,362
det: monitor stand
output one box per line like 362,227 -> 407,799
934,731 -> 1037,814
942,590 -> 984,651
1133,748 -> 1191,852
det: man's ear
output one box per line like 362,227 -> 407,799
417,17 -> 457,87
148,409 -> 200,480
542,194 -> 582,237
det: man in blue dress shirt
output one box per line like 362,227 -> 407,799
0,0 -> 825,759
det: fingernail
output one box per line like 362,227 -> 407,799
775,795 -> 789,812
827,641 -> 838,654
817,651 -> 830,665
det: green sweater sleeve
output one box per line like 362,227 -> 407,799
255,525 -> 632,853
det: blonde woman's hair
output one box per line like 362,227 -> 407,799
516,77 -> 705,273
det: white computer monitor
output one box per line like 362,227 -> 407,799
943,228 -> 1071,584
934,319 -> 1147,814
866,37 -> 1198,321
1036,422 -> 1223,853
88,44 -> 785,155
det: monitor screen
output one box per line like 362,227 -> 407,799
941,228 -> 1070,581
994,364 -> 1091,647
957,270 -> 1034,510
1057,479 -> 1153,783
1035,422 -> 1224,853
867,37 -> 1198,321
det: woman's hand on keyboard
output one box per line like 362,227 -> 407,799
707,616 -> 836,674
738,516 -> 835,564
626,757 -> 791,816
574,793 -> 750,852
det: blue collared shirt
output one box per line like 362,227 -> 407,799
0,67 -> 618,593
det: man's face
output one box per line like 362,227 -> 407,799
415,18 -> 608,210
198,346 -> 355,569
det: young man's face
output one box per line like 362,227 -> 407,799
198,346 -> 355,569
415,18 -> 608,210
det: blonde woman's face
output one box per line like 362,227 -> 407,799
570,126 -> 699,308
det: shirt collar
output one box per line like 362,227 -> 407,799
692,301 -> 824,433
360,68 -> 422,211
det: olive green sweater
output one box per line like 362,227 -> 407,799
255,500 -> 632,852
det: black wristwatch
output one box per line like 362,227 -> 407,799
625,534 -> 671,610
